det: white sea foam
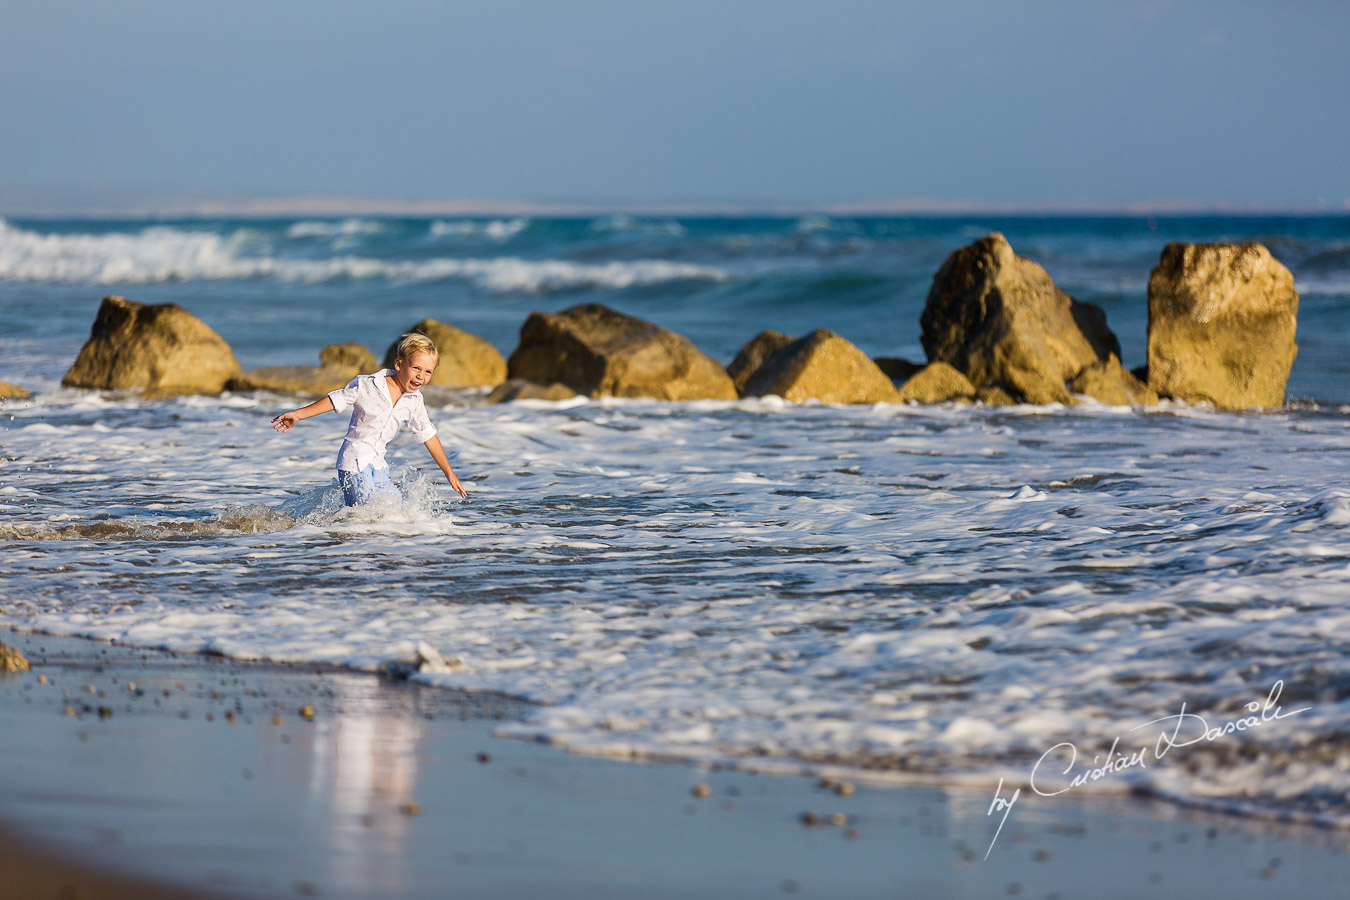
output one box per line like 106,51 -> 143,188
429,218 -> 529,241
286,218 -> 387,239
0,220 -> 725,291
3,390 -> 1349,826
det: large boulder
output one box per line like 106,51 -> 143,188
895,362 -> 976,404
62,295 -> 242,395
1070,354 -> 1159,406
0,380 -> 30,399
487,379 -> 579,403
1146,242 -> 1298,409
383,319 -> 506,388
507,304 -> 736,401
742,328 -> 899,404
920,234 -> 1119,405
727,330 -> 794,396
228,343 -> 377,397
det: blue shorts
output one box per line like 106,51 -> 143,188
338,465 -> 399,507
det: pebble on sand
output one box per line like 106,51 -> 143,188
299,705 -> 316,721
691,784 -> 712,799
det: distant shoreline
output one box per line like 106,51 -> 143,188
4,193 -> 1348,221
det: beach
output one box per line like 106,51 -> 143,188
2,630 -> 1348,899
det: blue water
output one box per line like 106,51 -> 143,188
3,214 -> 1348,400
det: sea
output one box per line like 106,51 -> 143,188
2,213 -> 1350,827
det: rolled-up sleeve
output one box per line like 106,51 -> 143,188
408,397 -> 437,443
328,376 -> 362,414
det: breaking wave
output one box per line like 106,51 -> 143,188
0,219 -> 727,291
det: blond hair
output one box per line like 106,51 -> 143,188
394,332 -> 439,363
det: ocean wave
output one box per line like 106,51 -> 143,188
589,215 -> 687,237
0,220 -> 726,291
285,218 -> 388,239
429,218 -> 529,241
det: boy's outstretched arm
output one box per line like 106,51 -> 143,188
272,397 -> 335,433
424,436 -> 468,498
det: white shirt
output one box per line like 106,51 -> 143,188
327,370 -> 437,472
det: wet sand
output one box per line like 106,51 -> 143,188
0,629 -> 1347,900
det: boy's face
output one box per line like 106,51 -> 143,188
393,351 -> 437,393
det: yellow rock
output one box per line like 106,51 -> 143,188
0,641 -> 31,673
487,379 -> 579,403
63,295 -> 242,395
727,329 -> 794,396
922,234 -> 1118,405
0,380 -> 30,399
508,304 -> 735,401
896,362 -> 976,404
386,319 -> 506,388
1070,354 -> 1158,406
1147,242 -> 1298,409
742,329 -> 899,404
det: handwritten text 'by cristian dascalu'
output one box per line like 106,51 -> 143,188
984,680 -> 1311,860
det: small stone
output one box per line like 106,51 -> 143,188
63,705 -> 75,717
225,710 -> 236,724
272,713 -> 284,726
691,784 -> 712,798
1033,848 -> 1050,862
127,681 -> 136,692
476,752 -> 491,764
299,705 -> 316,721
834,782 -> 854,796
37,674 -> 48,685
97,706 -> 113,719
844,827 -> 860,840
829,812 -> 847,827
399,802 -> 422,817
83,684 -> 96,693
800,811 -> 823,826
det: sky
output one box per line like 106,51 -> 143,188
1,0 -> 1347,214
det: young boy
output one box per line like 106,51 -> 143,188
271,333 -> 468,505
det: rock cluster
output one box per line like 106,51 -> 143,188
0,381 -> 30,399
54,236 -> 1300,410
229,343 -> 379,396
920,233 -> 1119,405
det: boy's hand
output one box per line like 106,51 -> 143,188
272,411 -> 300,433
449,473 -> 468,499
